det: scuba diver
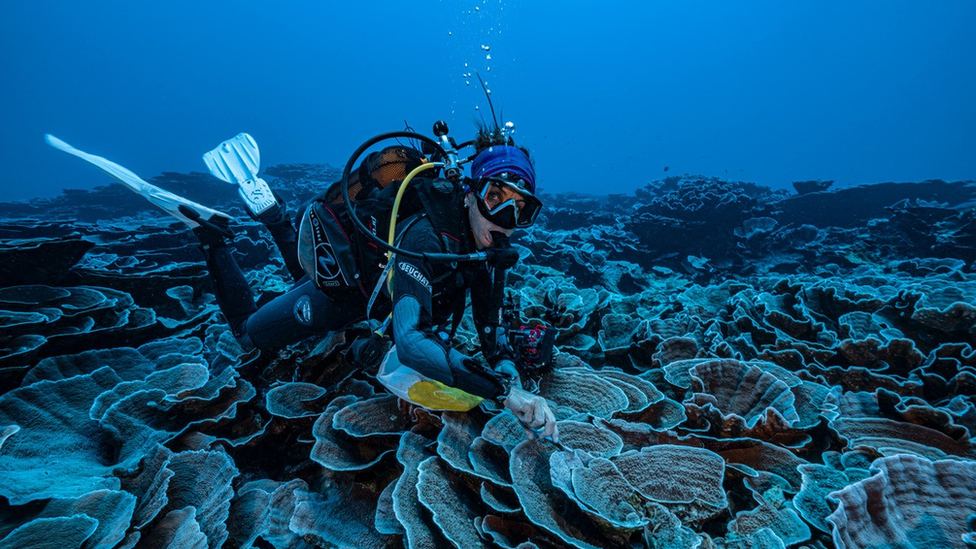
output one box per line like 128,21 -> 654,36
46,121 -> 559,443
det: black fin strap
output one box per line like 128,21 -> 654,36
178,205 -> 234,240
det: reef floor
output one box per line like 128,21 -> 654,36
1,170 -> 974,548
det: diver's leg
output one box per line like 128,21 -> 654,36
194,227 -> 257,336
254,197 -> 305,282
239,279 -> 363,350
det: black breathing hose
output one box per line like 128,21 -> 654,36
340,131 -> 442,261
340,130 -> 502,264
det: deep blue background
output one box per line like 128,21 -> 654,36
2,0 -> 974,201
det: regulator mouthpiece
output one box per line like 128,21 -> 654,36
487,231 -> 519,269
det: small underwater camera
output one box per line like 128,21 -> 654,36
502,294 -> 557,376
508,322 -> 556,374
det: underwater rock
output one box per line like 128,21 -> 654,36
792,179 -> 834,195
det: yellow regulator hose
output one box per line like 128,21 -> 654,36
388,162 -> 443,247
386,161 -> 444,291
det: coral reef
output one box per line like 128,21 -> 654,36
0,169 -> 974,548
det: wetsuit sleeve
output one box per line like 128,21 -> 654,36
391,220 -> 509,400
470,264 -> 515,366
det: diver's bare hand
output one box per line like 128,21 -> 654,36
502,387 -> 559,443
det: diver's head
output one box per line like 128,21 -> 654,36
465,144 -> 542,249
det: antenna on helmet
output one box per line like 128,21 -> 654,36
476,72 -> 499,131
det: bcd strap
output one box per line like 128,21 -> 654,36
365,214 -> 427,319
449,288 -> 466,339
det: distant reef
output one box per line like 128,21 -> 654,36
1,167 -> 975,549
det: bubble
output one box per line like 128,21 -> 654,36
486,54 -> 491,60
487,66 -> 491,72
475,6 -> 479,11
448,31 -> 453,36
481,44 -> 490,51
465,81 -> 470,85
475,106 -> 480,110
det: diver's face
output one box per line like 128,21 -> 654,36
466,192 -> 516,250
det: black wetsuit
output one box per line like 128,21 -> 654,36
201,205 -> 510,400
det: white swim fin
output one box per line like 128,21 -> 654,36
203,133 -> 279,217
45,134 -> 233,232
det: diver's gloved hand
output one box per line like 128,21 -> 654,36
493,359 -> 522,388
502,387 -> 558,443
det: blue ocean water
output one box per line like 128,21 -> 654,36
4,3 -> 976,548
2,0 -> 974,201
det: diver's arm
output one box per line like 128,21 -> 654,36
470,264 -> 522,387
392,296 -> 508,399
391,221 -> 510,399
470,265 -> 515,365
393,295 -> 557,441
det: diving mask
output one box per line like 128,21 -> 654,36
472,177 -> 543,229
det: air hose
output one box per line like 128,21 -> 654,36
384,161 -> 443,294
388,161 -> 443,250
340,129 -> 490,264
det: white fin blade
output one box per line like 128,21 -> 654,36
46,134 -> 155,195
203,133 -> 260,185
46,134 -> 232,227
202,149 -> 230,183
